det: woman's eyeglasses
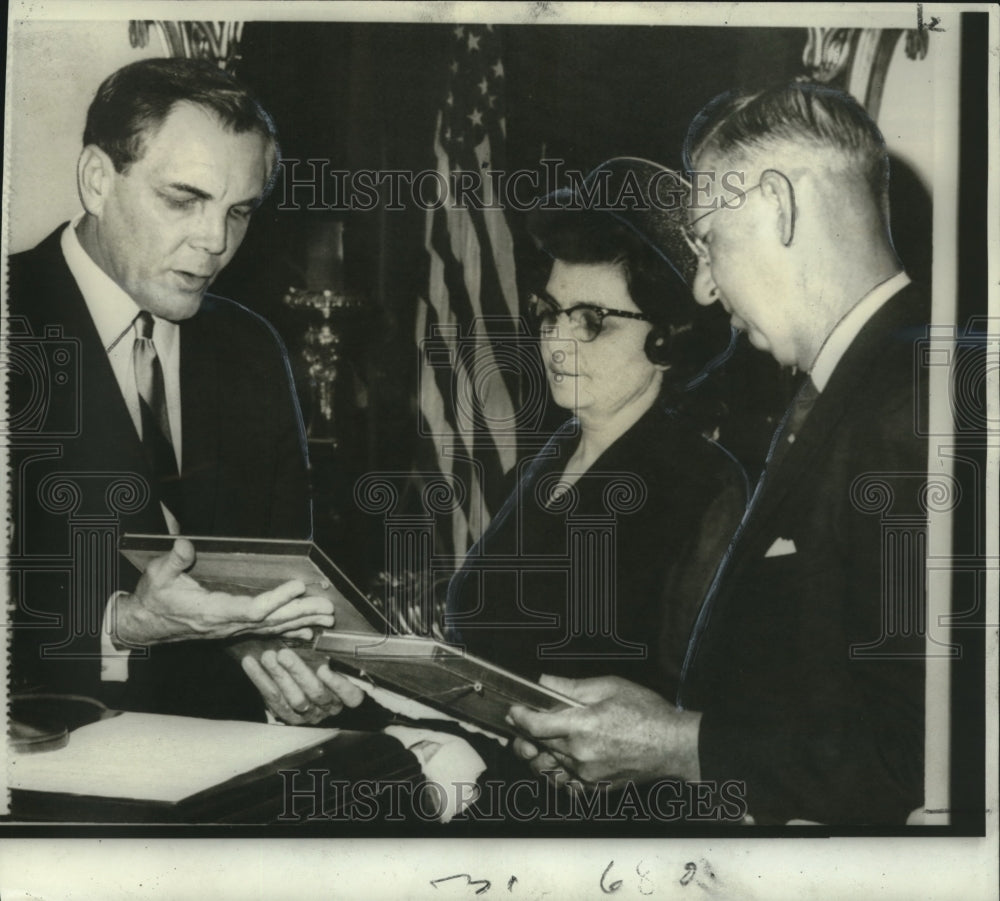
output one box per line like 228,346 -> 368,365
527,293 -> 650,343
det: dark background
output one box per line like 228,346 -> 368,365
208,23 -> 932,585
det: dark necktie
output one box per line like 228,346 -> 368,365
767,376 -> 819,473
677,375 -> 819,705
133,311 -> 183,526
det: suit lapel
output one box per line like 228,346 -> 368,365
179,309 -> 220,533
32,235 -> 168,534
679,284 -> 927,701
740,285 -> 924,544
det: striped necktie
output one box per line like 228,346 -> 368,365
133,311 -> 183,526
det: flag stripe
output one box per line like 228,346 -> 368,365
417,23 -> 520,555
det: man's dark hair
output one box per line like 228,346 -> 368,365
683,81 -> 890,205
83,57 -> 279,176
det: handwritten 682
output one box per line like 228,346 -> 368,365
429,858 -> 720,897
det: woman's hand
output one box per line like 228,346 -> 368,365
241,647 -> 365,725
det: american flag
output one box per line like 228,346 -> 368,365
417,24 -> 521,558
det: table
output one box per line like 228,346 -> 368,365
8,727 -> 422,825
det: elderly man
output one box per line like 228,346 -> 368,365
508,83 -> 929,825
7,58 -> 349,721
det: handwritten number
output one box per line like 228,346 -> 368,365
431,874 -> 492,895
636,861 -> 653,896
600,860 -> 622,894
680,862 -> 697,886
507,876 -> 517,892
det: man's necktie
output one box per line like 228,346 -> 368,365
677,375 -> 819,705
767,376 -> 819,473
133,311 -> 183,526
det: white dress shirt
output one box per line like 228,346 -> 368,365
60,217 -> 184,679
809,270 -> 911,392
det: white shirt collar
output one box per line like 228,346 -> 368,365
809,270 -> 911,392
60,215 -> 178,354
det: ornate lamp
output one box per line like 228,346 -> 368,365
282,221 -> 368,448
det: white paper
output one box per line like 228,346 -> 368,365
8,713 -> 336,803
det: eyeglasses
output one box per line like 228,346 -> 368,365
684,181 -> 762,264
526,293 -> 649,343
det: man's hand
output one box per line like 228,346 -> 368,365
241,647 -> 365,725
508,674 -> 702,789
110,538 -> 335,647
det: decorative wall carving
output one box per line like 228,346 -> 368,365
129,20 -> 244,71
802,26 -> 929,120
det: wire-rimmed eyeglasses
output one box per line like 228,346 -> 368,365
527,292 -> 650,343
683,181 -> 763,263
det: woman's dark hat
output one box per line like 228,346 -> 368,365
536,156 -> 698,288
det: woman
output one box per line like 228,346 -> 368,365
445,158 -> 746,699
243,159 -> 746,724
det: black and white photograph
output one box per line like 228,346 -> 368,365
2,1 -> 996,898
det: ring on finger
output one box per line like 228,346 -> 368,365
543,749 -> 570,768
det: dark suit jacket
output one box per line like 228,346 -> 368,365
7,226 -> 311,720
678,283 -> 930,824
447,402 -> 747,700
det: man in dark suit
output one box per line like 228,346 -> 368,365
7,58 -> 345,721
507,83 -> 929,824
